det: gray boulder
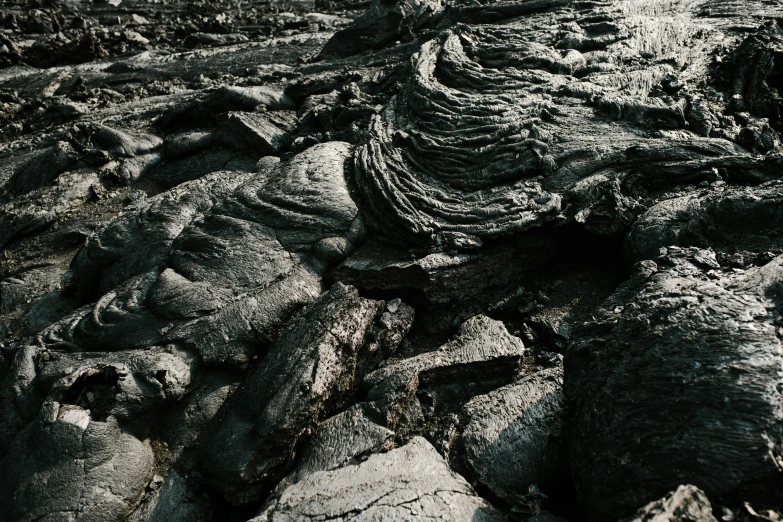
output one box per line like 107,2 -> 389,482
281,404 -> 395,486
201,283 -> 414,503
0,406 -> 154,522
453,366 -> 567,506
622,485 -> 718,522
566,250 -> 783,519
255,436 -> 506,522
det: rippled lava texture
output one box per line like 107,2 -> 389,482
2,0 -> 783,521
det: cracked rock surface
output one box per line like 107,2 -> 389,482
2,0 -> 783,521
255,436 -> 506,522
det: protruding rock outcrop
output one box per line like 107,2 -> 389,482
566,250 -> 783,519
622,485 -> 718,522
201,283 -> 414,503
626,181 -> 783,263
453,366 -> 567,506
363,315 -> 525,437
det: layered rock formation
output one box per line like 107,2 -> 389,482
2,0 -> 783,520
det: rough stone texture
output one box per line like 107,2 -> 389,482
0,412 -> 155,522
217,140 -> 363,263
363,315 -> 526,438
566,249 -> 783,520
281,404 -> 395,485
128,471 -> 211,522
0,343 -> 197,454
219,111 -> 297,158
622,485 -> 718,522
159,370 -> 238,460
1,264 -> 63,315
72,169 -> 255,300
454,366 -> 567,506
319,0 -> 446,59
3,0 -> 783,520
730,20 -> 783,133
0,166 -> 99,250
348,2 -> 783,248
201,283 -> 414,504
255,437 -> 506,522
626,181 -> 783,263
334,233 -> 568,330
30,133 -> 367,369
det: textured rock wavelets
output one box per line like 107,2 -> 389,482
349,0 -> 780,247
72,169 -> 254,301
565,251 -> 783,519
216,141 -> 365,266
398,31 -> 552,189
35,141 -> 363,368
354,29 -> 564,246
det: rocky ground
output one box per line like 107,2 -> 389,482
1,0 -> 783,520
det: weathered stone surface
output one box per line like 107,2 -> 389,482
626,181 -> 783,263
46,137 -> 367,368
333,232 -> 574,332
347,1 -> 783,248
0,412 -> 154,522
454,366 -> 567,506
353,31 -> 566,245
218,140 -> 362,257
162,267 -> 324,367
129,471 -> 211,522
201,283 -> 413,503
0,264 -> 62,315
0,167 -> 99,250
146,148 -> 257,188
566,250 -> 783,519
219,111 -> 296,158
255,436 -> 506,522
0,341 -> 174,522
318,0 -> 446,59
730,20 -> 783,132
336,235 -> 559,295
206,86 -> 296,113
4,0 -> 783,519
282,404 -> 395,485
0,343 -> 197,454
160,370 -> 237,460
622,485 -> 718,522
363,314 -> 525,440
72,169 -> 254,300
1,141 -> 77,198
